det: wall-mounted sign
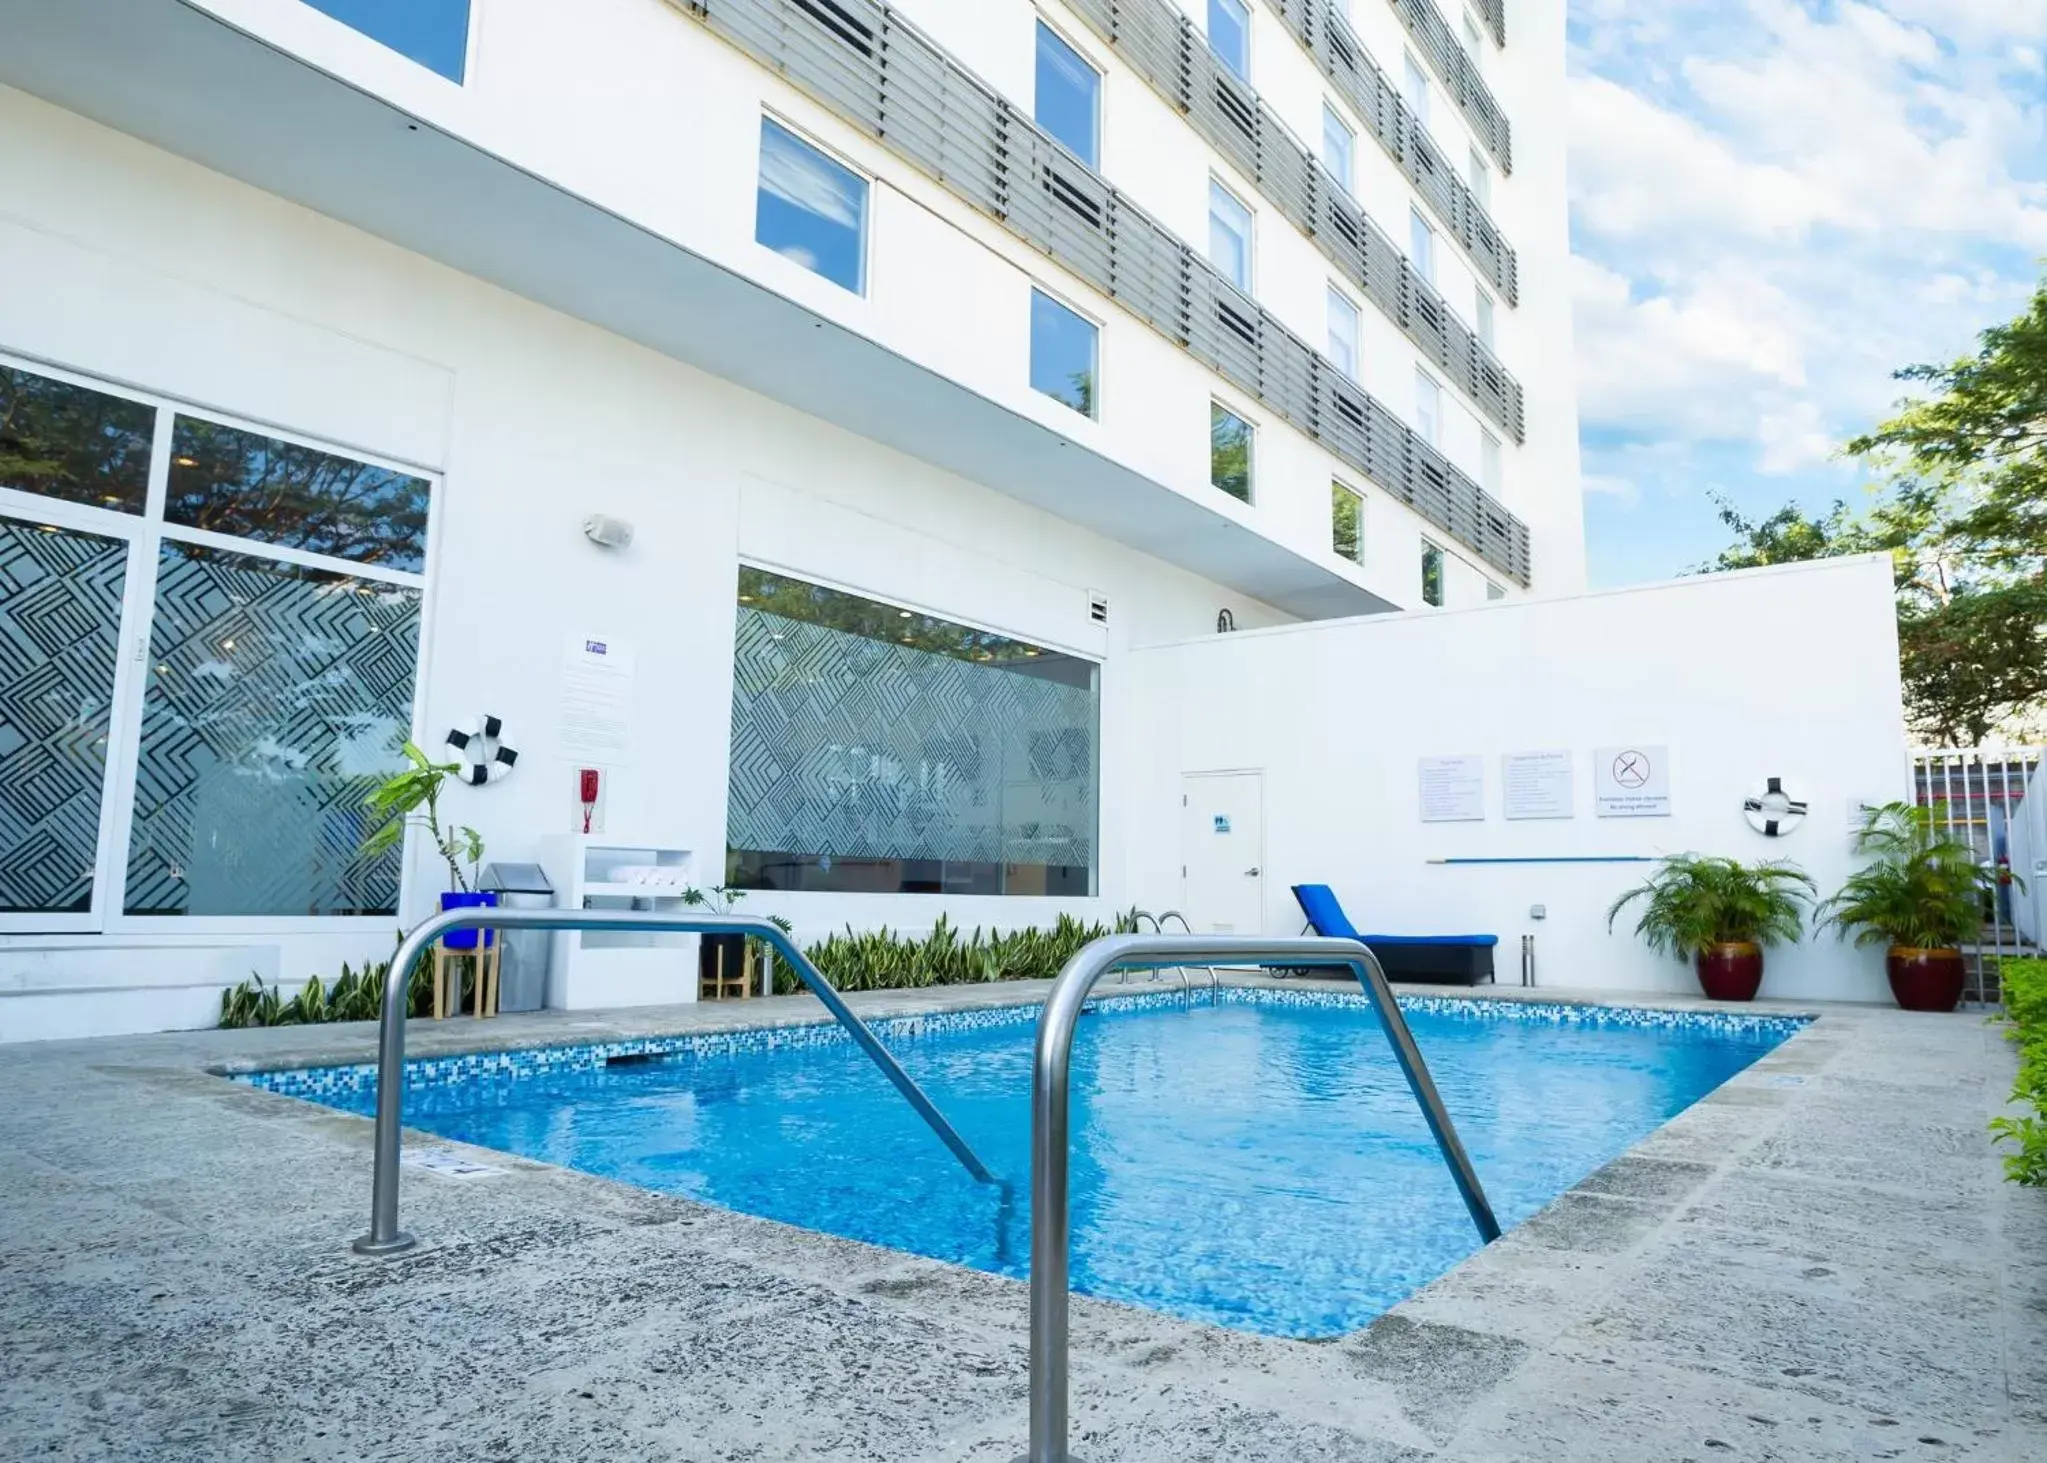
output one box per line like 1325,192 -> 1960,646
1213,815 -> 1232,835
1418,755 -> 1486,823
1595,745 -> 1671,818
1503,750 -> 1575,820
559,633 -> 636,761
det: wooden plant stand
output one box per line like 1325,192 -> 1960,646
432,942 -> 501,1020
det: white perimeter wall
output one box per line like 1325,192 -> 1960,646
1118,556 -> 1912,1002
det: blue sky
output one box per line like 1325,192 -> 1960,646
1568,0 -> 2047,586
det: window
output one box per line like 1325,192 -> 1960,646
1480,430 -> 1502,493
1209,179 -> 1254,292
726,568 -> 1099,896
1475,289 -> 1496,350
1035,21 -> 1100,169
1331,482 -> 1364,564
0,363 -> 154,513
1322,103 -> 1355,194
301,1 -> 471,82
1402,52 -> 1431,130
1421,541 -> 1445,607
1463,10 -> 1485,62
1208,0 -> 1252,81
756,117 -> 869,294
1327,287 -> 1361,381
1415,369 -> 1442,446
1211,403 -> 1254,502
1486,579 -> 1506,602
1030,289 -> 1099,419
0,359 -> 432,922
1469,146 -> 1492,211
1409,208 -> 1436,285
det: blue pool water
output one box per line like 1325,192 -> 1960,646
260,991 -> 1800,1338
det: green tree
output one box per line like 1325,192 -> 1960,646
1701,281 -> 2047,745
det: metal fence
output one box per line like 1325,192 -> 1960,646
1912,747 -> 2046,1006
681,0 -> 1533,584
1064,0 -> 1524,443
1387,0 -> 1512,173
1262,0 -> 1517,305
1477,0 -> 1506,49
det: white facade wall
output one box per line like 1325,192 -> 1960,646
1120,556 -> 1912,1003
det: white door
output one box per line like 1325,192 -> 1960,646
1180,771 -> 1266,934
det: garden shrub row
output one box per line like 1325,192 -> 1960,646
1993,957 -> 2047,1186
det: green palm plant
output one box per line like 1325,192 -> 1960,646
1815,801 -> 2005,950
1607,854 -> 1815,959
360,740 -> 482,893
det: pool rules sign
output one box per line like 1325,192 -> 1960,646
1595,745 -> 1672,818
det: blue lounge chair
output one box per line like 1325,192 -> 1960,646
1291,883 -> 1497,985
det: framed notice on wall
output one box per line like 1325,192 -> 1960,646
1595,745 -> 1672,818
1418,755 -> 1486,822
1503,750 -> 1574,820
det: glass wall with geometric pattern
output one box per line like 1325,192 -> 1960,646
0,356 -> 430,927
726,568 -> 1099,896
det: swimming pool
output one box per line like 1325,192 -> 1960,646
250,989 -> 1803,1338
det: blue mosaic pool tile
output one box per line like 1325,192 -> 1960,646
236,985 -> 1811,1103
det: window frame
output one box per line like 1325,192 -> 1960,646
302,0 -> 475,84
1209,400 -> 1256,504
1029,284 -> 1102,420
1208,0 -> 1253,82
1402,50 -> 1431,130
1034,18 -> 1103,171
0,348 -> 441,936
1330,480 -> 1365,565
1409,207 -> 1437,286
1414,367 -> 1443,447
1420,539 -> 1446,608
1326,284 -> 1361,382
1321,101 -> 1356,195
1208,177 -> 1256,294
754,113 -> 873,297
1475,288 -> 1496,350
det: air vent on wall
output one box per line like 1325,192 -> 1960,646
1088,592 -> 1109,625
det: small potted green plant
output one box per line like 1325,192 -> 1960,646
1815,801 -> 2010,1013
1607,854 -> 1815,1001
683,885 -> 793,1000
362,741 -> 491,949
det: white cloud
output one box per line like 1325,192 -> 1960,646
1569,0 -> 2047,558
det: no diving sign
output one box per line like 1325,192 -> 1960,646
1595,745 -> 1672,818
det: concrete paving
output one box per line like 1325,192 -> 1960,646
0,978 -> 2041,1461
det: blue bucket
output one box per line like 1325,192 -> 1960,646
439,889 -> 498,949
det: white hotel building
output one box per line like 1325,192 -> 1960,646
0,0 -> 1698,1039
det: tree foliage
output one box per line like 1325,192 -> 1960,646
1702,280 -> 2047,745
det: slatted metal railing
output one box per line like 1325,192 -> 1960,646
678,0 -> 1532,584
1388,0 -> 1511,173
1063,0 -> 1523,443
1263,0 -> 1517,305
1478,0 -> 1506,49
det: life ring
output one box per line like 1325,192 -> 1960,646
1743,777 -> 1807,837
445,715 -> 518,786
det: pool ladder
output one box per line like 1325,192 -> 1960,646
1117,910 -> 1220,995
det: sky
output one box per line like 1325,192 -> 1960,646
1568,0 -> 2047,587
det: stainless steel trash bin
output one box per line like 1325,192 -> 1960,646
482,863 -> 554,1012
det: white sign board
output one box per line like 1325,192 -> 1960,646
1418,755 -> 1486,823
559,634 -> 636,761
1503,750 -> 1575,820
1595,745 -> 1672,818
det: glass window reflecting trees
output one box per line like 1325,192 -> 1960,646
756,117 -> 869,294
1211,403 -> 1254,502
1421,541 -> 1446,607
1331,483 -> 1364,565
1030,289 -> 1099,419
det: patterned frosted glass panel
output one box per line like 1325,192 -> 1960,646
0,364 -> 154,514
727,570 -> 1099,896
125,541 -> 420,915
0,518 -> 126,913
167,416 -> 431,573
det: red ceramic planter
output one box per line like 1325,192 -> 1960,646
1695,941 -> 1764,1002
1885,947 -> 1966,1013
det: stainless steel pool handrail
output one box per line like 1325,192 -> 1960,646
1022,935 -> 1501,1463
352,908 -> 995,1257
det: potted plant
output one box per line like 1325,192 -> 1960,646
1607,854 -> 1816,1001
683,885 -> 793,1000
362,741 -> 492,949
1815,801 -> 2011,1013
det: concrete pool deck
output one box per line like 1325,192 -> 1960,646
1,978 -> 2041,1461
